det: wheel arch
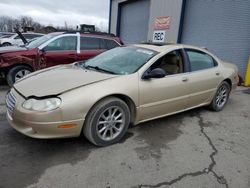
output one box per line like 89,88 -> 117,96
223,78 -> 232,91
87,94 -> 137,125
6,63 -> 34,75
1,42 -> 11,46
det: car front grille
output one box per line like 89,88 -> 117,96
6,91 -> 16,117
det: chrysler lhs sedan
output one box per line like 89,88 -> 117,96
6,44 -> 238,146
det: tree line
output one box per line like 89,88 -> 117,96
0,16 -> 76,33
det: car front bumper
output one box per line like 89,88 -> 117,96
7,112 -> 84,139
6,88 -> 85,139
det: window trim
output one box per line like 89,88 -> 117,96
184,48 -> 218,73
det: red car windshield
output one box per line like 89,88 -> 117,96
26,34 -> 57,48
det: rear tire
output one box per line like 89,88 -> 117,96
7,65 -> 32,86
83,97 -> 130,146
209,81 -> 230,111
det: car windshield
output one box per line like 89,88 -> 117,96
26,34 -> 56,48
83,47 -> 157,75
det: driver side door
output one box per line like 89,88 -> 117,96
138,49 -> 190,122
38,35 -> 78,68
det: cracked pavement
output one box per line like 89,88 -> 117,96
0,86 -> 250,188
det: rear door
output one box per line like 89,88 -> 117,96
39,35 -> 78,68
77,36 -> 105,61
183,49 -> 223,108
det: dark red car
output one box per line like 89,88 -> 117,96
0,31 -> 123,85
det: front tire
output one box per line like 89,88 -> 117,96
209,81 -> 230,111
83,97 -> 130,146
7,65 -> 32,86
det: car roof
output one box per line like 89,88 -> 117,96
22,32 -> 44,35
47,31 -> 118,39
132,43 -> 206,53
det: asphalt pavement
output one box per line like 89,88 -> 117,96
0,86 -> 250,188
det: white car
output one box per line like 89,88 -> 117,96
0,33 -> 44,47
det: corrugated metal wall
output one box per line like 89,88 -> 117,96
119,0 -> 150,44
181,0 -> 250,77
147,0 -> 183,43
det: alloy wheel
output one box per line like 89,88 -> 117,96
215,85 -> 228,108
14,69 -> 31,82
96,106 -> 125,141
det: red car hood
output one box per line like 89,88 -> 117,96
0,46 -> 27,54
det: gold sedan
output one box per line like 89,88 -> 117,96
6,44 -> 238,146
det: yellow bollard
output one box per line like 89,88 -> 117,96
244,57 -> 250,87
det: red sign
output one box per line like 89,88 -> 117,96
154,16 -> 171,30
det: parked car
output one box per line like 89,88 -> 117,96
0,32 -> 44,47
6,44 -> 238,146
0,32 -> 14,38
0,31 -> 123,85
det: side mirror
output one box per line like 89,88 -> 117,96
39,48 -> 46,53
142,68 -> 166,80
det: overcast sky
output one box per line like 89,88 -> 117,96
0,0 -> 110,30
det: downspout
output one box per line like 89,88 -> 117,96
177,0 -> 186,43
108,0 -> 112,33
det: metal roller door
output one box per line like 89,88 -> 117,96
119,0 -> 150,44
181,0 -> 250,77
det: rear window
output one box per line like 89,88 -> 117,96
23,34 -> 43,39
80,37 -> 101,50
186,49 -> 217,71
104,39 -> 120,49
80,37 -> 120,50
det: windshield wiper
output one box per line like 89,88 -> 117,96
85,65 -> 116,75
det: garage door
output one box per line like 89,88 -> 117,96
181,0 -> 250,77
119,0 -> 150,44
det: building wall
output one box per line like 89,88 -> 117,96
110,0 -> 128,35
147,0 -> 183,43
181,0 -> 250,77
110,0 -> 183,43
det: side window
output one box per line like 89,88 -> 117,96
80,37 -> 100,50
33,34 -> 43,38
44,36 -> 77,51
23,34 -> 33,39
25,34 -> 42,39
186,50 -> 216,71
104,39 -> 120,49
150,50 -> 184,75
14,35 -> 20,39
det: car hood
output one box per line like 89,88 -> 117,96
14,65 -> 118,98
0,46 -> 27,54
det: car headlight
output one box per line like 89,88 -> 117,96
23,98 -> 61,111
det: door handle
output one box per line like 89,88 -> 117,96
68,54 -> 76,59
182,77 -> 188,82
215,72 -> 220,76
